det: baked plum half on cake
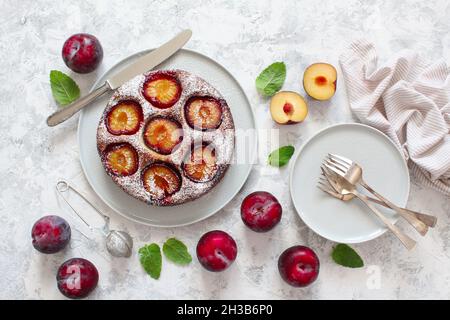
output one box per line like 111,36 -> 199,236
143,117 -> 183,155
142,72 -> 181,109
183,143 -> 218,183
142,163 -> 182,200
106,100 -> 143,135
185,96 -> 223,130
96,69 -> 235,206
103,143 -> 139,176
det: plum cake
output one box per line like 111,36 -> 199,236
97,70 -> 235,206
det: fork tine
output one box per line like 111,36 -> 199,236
321,165 -> 331,177
325,159 -> 347,173
317,181 -> 344,200
317,173 -> 333,188
319,179 -> 331,188
317,179 -> 331,189
317,183 -> 335,194
324,163 -> 346,177
320,165 -> 332,178
320,172 -> 334,186
327,154 -> 351,169
329,153 -> 352,165
317,184 -> 333,195
324,159 -> 347,174
321,166 -> 340,191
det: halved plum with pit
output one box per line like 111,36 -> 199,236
142,72 -> 181,109
185,96 -> 223,131
106,100 -> 143,135
183,143 -> 218,182
104,143 -> 139,177
142,163 -> 181,200
143,117 -> 183,155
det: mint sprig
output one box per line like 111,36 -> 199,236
332,244 -> 364,268
139,238 -> 192,280
50,70 -> 80,105
139,243 -> 162,279
268,145 -> 295,167
163,238 -> 192,265
255,62 -> 286,97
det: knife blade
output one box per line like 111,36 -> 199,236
46,29 -> 192,127
106,29 -> 192,89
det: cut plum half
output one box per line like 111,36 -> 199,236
185,96 -> 222,131
142,72 -> 181,109
270,91 -> 308,124
104,143 -> 139,176
183,143 -> 218,182
143,117 -> 183,155
142,163 -> 181,200
106,100 -> 143,135
303,63 -> 337,101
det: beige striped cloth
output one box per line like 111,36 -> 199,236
339,40 -> 450,196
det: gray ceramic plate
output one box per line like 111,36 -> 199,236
78,49 -> 256,227
289,123 -> 410,243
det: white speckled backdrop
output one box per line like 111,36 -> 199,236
1,0 -> 450,299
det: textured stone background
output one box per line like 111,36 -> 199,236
1,0 -> 450,299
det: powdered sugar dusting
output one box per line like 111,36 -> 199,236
97,69 -> 235,206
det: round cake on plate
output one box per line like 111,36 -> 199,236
96,69 -> 235,206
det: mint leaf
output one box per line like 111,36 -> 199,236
255,62 -> 286,97
163,238 -> 192,265
268,145 -> 295,167
50,70 -> 80,105
332,244 -> 364,268
139,243 -> 162,279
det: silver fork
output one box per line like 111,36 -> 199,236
319,167 -> 393,205
317,167 -> 432,220
319,165 -> 416,250
325,154 -> 437,235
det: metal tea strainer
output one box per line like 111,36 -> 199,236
56,179 -> 133,258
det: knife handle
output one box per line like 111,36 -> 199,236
46,82 -> 111,127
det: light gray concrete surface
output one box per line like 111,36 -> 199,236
1,0 -> 449,299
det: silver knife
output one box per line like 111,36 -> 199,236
46,29 -> 192,127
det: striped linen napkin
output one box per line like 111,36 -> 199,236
339,40 -> 450,196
